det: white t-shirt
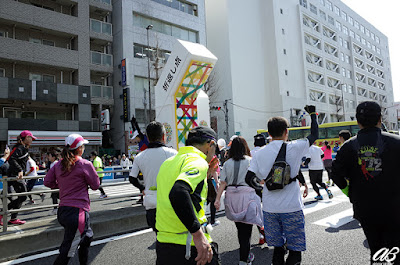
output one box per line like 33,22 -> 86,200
120,158 -> 130,169
26,158 -> 38,176
305,145 -> 324,170
250,146 -> 263,157
130,146 -> 177,191
50,160 -> 58,169
220,156 -> 251,186
249,139 -> 310,213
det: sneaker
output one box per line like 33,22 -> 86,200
25,200 -> 35,205
50,209 -> 58,215
8,219 -> 26,225
247,252 -> 255,264
326,189 -> 333,199
40,194 -> 46,202
99,194 -> 108,199
314,195 -> 323,200
211,220 -> 220,227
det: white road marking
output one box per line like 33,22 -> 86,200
313,208 -> 354,228
303,194 -> 348,215
0,228 -> 153,265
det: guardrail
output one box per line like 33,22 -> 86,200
1,169 -> 140,233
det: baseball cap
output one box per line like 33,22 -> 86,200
187,126 -> 217,142
356,101 -> 381,120
254,134 -> 266,146
20,130 -> 37,140
217,138 -> 226,148
65,134 -> 89,150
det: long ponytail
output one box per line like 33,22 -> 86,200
60,145 -> 78,172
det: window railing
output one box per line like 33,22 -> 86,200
91,0 -> 111,5
91,51 -> 112,66
91,85 -> 113,99
90,19 -> 112,36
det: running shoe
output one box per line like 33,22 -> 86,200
50,209 -> 58,215
99,194 -> 108,199
247,252 -> 255,264
8,219 -> 26,225
25,200 -> 35,205
211,220 -> 220,227
327,189 -> 333,199
314,195 -> 323,200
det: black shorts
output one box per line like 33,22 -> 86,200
309,170 -> 323,184
156,241 -> 220,265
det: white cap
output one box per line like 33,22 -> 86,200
217,138 -> 226,148
65,134 -> 89,150
230,135 -> 238,141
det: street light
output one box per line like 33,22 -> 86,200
146,24 -> 153,123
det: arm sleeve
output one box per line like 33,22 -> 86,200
306,114 -> 319,146
331,143 -> 352,189
44,166 -> 57,189
84,163 -> 100,190
169,180 -> 201,233
297,170 -> 306,184
245,170 -> 263,196
129,175 -> 145,191
304,158 -> 311,166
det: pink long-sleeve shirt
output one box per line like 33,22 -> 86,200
44,157 -> 100,212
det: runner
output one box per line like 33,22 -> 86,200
321,141 -> 334,186
304,144 -> 333,200
331,101 -> 400,264
338,130 -> 351,145
250,134 -> 266,157
25,154 -> 40,205
44,134 -> 99,265
91,151 -> 107,199
156,126 -> 220,265
47,150 -> 60,215
129,121 -> 177,232
215,136 -> 263,265
245,105 -> 318,265
3,130 -> 37,225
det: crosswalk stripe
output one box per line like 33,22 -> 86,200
312,208 -> 354,228
303,194 -> 348,215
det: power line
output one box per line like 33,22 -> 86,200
228,102 -> 291,114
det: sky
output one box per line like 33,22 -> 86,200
341,0 -> 400,102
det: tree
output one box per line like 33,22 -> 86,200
203,68 -> 221,103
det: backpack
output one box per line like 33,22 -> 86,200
265,142 -> 292,191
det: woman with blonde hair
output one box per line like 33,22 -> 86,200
44,134 -> 99,265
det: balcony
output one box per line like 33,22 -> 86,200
90,51 -> 113,73
90,0 -> 112,12
91,85 -> 113,99
90,19 -> 113,42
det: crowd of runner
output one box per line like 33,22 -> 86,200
1,101 -> 399,265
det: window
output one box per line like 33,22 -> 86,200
377,47 -> 381,54
354,20 -> 359,29
310,4 -> 317,14
360,24 -> 365,33
280,8 -> 283,14
343,26 -> 348,35
345,55 -> 350,64
339,37 -> 343,46
29,73 -> 41,81
328,15 -> 334,25
326,1 -> 333,11
366,28 -> 370,37
342,67 -> 346,76
367,41 -> 371,49
342,84 -> 347,92
341,52 -> 344,61
347,69 -> 351,79
0,68 -> 4,77
42,39 -> 55,46
362,38 -> 366,45
336,21 -> 341,31
344,40 -> 349,49
356,34 -> 361,42
42,74 -> 55,83
0,31 -> 5,37
348,16 -> 353,25
320,10 -> 326,20
348,85 -> 353,94
350,30 -> 355,38
285,70 -> 288,75
376,36 -> 380,44
320,0 -> 325,5
150,0 -> 197,16
371,32 -> 375,41
29,38 -> 41,44
341,11 -> 347,21
299,0 -> 307,8
133,43 -> 171,63
282,28 -> 285,35
334,6 -> 340,16
283,49 -> 287,54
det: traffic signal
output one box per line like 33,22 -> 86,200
211,106 -> 222,111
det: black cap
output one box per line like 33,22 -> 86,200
356,101 -> 381,119
254,134 -> 266,147
187,126 -> 217,142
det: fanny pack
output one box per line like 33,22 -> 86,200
265,142 -> 294,190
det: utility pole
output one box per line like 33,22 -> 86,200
146,24 -> 153,123
143,88 -> 148,124
224,99 -> 229,141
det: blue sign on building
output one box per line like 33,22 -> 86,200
121,59 -> 127,87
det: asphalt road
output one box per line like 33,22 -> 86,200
4,172 -> 372,265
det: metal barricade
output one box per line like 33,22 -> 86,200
0,169 -> 141,233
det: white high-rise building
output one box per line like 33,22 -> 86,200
205,0 -> 397,145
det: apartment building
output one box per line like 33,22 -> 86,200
205,0 -> 397,145
0,0 -> 113,157
111,0 -> 206,152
